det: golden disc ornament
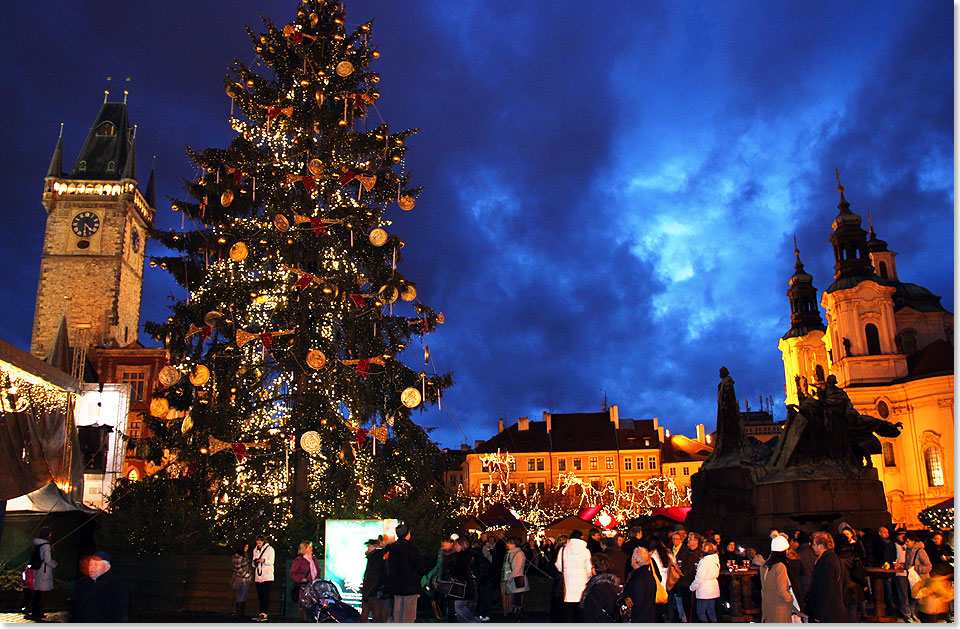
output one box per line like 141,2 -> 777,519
189,364 -> 210,386
229,241 -> 248,262
181,415 -> 194,434
274,214 -> 290,232
379,285 -> 398,304
398,195 -> 415,211
400,284 -> 417,302
306,350 -> 327,370
204,311 -> 223,326
221,189 -> 235,207
158,366 -> 182,386
369,228 -> 388,247
308,158 -> 324,177
309,12 -> 319,28
336,61 -> 355,77
401,387 -> 422,408
150,397 -> 169,417
300,430 -> 322,454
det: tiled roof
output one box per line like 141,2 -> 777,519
550,412 -> 617,452
474,420 -> 551,454
616,418 -> 660,450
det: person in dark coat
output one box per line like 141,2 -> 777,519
387,523 -> 428,623
471,537 -> 495,621
621,526 -> 644,580
586,528 -> 604,555
676,533 -> 703,622
601,537 -> 628,586
580,552 -> 621,622
623,546 -> 657,623
361,538 -> 391,623
925,531 -> 952,571
71,551 -> 129,623
804,531 -> 846,623
835,525 -> 868,622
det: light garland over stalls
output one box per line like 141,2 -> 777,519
0,360 -> 73,414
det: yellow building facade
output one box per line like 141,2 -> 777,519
778,182 -> 953,527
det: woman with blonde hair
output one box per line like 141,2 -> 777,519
689,541 -> 721,622
623,546 -> 657,622
290,541 -> 321,621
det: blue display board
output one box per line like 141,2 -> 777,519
323,519 -> 395,607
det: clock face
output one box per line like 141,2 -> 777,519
131,226 -> 140,252
72,211 -> 100,238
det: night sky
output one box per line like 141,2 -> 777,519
0,1 -> 953,450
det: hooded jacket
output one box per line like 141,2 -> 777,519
689,552 -> 720,599
905,541 -> 932,577
555,538 -> 593,603
30,538 -> 57,592
253,543 -> 275,583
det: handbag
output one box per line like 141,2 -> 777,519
651,565 -> 668,604
906,551 -> 922,592
665,558 -> 682,591
513,575 -> 525,589
435,579 -> 467,599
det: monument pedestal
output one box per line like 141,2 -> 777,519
687,465 -> 891,538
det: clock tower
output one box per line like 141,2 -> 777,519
31,97 -> 155,361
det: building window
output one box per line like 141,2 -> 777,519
605,456 -> 614,470
121,369 -> 146,402
509,483 -> 517,493
683,466 -> 690,476
882,442 -> 895,467
482,461 -> 489,472
624,458 -> 632,471
537,457 -> 545,471
127,468 -> 139,481
649,456 -> 657,470
527,483 -> 536,495
591,480 -> 600,490
877,400 -> 890,419
97,121 -> 117,136
509,460 -> 516,472
482,483 -> 490,494
878,261 -> 888,278
815,365 -> 825,383
107,160 -> 116,172
558,458 -> 566,471
573,458 -> 582,471
644,438 -> 650,447
897,330 -> 918,355
924,446 -> 945,487
78,160 -> 87,172
625,480 -> 634,493
537,482 -> 545,494
528,458 -> 536,471
865,323 -> 882,355
589,457 -> 598,471
669,467 -> 676,477
637,456 -> 644,470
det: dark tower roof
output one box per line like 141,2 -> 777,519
69,101 -> 135,180
145,167 -> 156,208
826,172 -> 875,293
866,212 -> 889,253
782,237 -> 826,339
46,124 -> 64,179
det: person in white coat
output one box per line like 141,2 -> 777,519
555,530 -> 593,622
689,541 -> 721,622
23,527 -> 56,620
253,535 -> 276,621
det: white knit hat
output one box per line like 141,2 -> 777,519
770,535 -> 790,552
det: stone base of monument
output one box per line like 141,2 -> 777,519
687,465 -> 891,539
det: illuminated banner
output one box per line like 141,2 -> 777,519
323,519 -> 396,608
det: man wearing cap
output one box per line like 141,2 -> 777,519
361,537 -> 391,623
387,523 -> 427,623
72,551 -> 129,623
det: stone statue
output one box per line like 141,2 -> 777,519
704,366 -> 745,467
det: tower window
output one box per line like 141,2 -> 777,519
121,369 -> 146,402
107,160 -> 116,172
878,261 -> 888,278
96,122 -> 117,136
815,365 -> 825,383
865,323 -> 882,355
924,445 -> 945,487
877,400 -> 890,419
897,330 -> 918,355
882,441 -> 895,467
78,160 -> 87,172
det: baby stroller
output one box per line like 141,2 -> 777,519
300,579 -> 361,623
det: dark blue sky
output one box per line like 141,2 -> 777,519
1,1 -> 953,449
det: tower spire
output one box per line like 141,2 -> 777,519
782,236 -> 825,339
46,123 -> 64,179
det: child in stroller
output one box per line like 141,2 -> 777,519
299,579 -> 362,623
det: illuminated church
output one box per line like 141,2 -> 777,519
778,178 -> 953,527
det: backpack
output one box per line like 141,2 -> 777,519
28,542 -> 48,570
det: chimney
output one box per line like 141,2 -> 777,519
498,418 -> 504,434
543,411 -> 552,433
475,440 -> 483,449
518,416 -> 529,431
696,423 -> 706,443
609,405 -> 619,429
461,444 -> 469,451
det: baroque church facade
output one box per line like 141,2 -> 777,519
778,180 -> 953,527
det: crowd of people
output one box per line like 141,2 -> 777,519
353,521 -> 952,623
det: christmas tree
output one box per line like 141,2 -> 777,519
122,0 -> 455,547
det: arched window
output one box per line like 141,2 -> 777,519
815,365 -> 825,383
96,121 -> 117,136
865,323 -> 882,355
107,160 -> 116,172
127,468 -> 140,481
882,442 -> 895,467
899,330 -> 918,355
924,446 -> 945,487
878,261 -> 888,278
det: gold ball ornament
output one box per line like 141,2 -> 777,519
221,189 -> 234,207
150,397 -> 170,417
181,415 -> 194,434
369,228 -> 388,247
306,350 -> 327,370
398,195 -> 415,211
204,311 -> 223,326
229,241 -> 248,262
189,364 -> 211,386
308,158 -> 324,177
274,214 -> 290,232
309,12 -> 319,28
300,430 -> 322,454
379,284 -> 398,304
225,82 -> 243,99
401,387 -> 422,409
336,61 -> 355,77
400,284 -> 417,302
158,366 -> 182,387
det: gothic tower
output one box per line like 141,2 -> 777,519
31,95 -> 155,362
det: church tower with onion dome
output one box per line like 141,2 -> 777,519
31,91 -> 155,365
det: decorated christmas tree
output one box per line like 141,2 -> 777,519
120,0 -> 454,547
